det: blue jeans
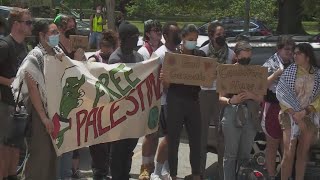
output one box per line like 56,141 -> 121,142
57,151 -> 72,179
221,105 -> 257,180
89,32 -> 103,49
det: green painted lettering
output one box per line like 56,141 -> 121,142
124,68 -> 141,88
110,64 -> 132,96
93,73 -> 122,107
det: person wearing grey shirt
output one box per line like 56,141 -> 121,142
108,21 -> 143,180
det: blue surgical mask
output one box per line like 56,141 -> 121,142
48,34 -> 60,47
184,40 -> 197,50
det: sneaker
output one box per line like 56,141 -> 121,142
161,173 -> 172,180
139,163 -> 155,180
150,173 -> 162,180
71,169 -> 82,179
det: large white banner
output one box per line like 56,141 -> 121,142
44,56 -> 161,156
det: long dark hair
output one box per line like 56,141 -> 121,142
31,20 -> 51,48
295,43 -> 319,73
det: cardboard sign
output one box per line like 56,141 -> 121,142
44,56 -> 161,155
70,35 -> 89,51
162,52 -> 218,87
216,64 -> 268,95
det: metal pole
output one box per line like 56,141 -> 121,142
244,0 -> 250,34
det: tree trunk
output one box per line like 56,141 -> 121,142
276,0 -> 306,34
244,0 -> 250,34
106,0 -> 115,31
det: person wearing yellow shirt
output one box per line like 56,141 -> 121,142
89,5 -> 105,49
276,43 -> 320,180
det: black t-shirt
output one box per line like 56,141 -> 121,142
59,42 -> 75,59
168,49 -> 206,100
0,35 -> 27,105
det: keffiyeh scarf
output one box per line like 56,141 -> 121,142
263,53 -> 291,93
208,42 -> 229,64
12,44 -> 61,112
276,64 -> 320,138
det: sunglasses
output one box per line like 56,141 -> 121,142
18,20 -> 33,26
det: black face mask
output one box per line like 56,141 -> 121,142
65,28 -> 76,38
215,36 -> 226,46
172,33 -> 181,46
238,57 -> 251,65
121,35 -> 138,52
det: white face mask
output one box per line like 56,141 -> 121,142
184,40 -> 197,50
96,10 -> 101,14
48,34 -> 60,47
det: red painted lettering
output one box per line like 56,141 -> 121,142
125,90 -> 139,116
97,106 -> 111,136
76,110 -> 88,146
85,107 -> 99,143
110,101 -> 127,128
147,72 -> 161,100
136,79 -> 146,111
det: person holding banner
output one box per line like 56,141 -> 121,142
164,24 -> 205,180
54,14 -> 86,62
12,20 -> 62,180
108,21 -> 143,180
88,30 -> 118,63
137,19 -> 163,180
261,35 -> 295,179
199,22 -> 235,179
138,19 -> 163,60
87,30 -> 118,180
276,43 -> 320,180
54,14 -> 85,179
219,41 -> 263,180
150,21 -> 181,180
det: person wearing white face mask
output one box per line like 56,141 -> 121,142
89,5 -> 105,49
162,24 -> 205,180
12,20 -> 63,180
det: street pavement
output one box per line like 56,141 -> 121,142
77,137 -> 219,180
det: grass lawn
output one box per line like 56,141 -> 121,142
129,20 -> 319,35
303,21 -> 320,35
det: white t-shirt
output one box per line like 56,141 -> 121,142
200,44 -> 235,90
154,45 -> 171,105
138,46 -> 151,61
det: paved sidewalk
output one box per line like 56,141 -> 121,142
77,137 -> 219,180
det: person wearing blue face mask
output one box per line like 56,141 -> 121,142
12,20 -> 64,180
163,24 -> 205,180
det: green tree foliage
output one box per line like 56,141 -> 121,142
303,0 -> 320,20
125,0 -> 318,28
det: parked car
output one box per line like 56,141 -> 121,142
0,5 -> 12,18
198,18 -> 272,37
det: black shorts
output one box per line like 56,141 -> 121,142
159,105 -> 168,135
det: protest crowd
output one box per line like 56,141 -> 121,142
0,6 -> 320,180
